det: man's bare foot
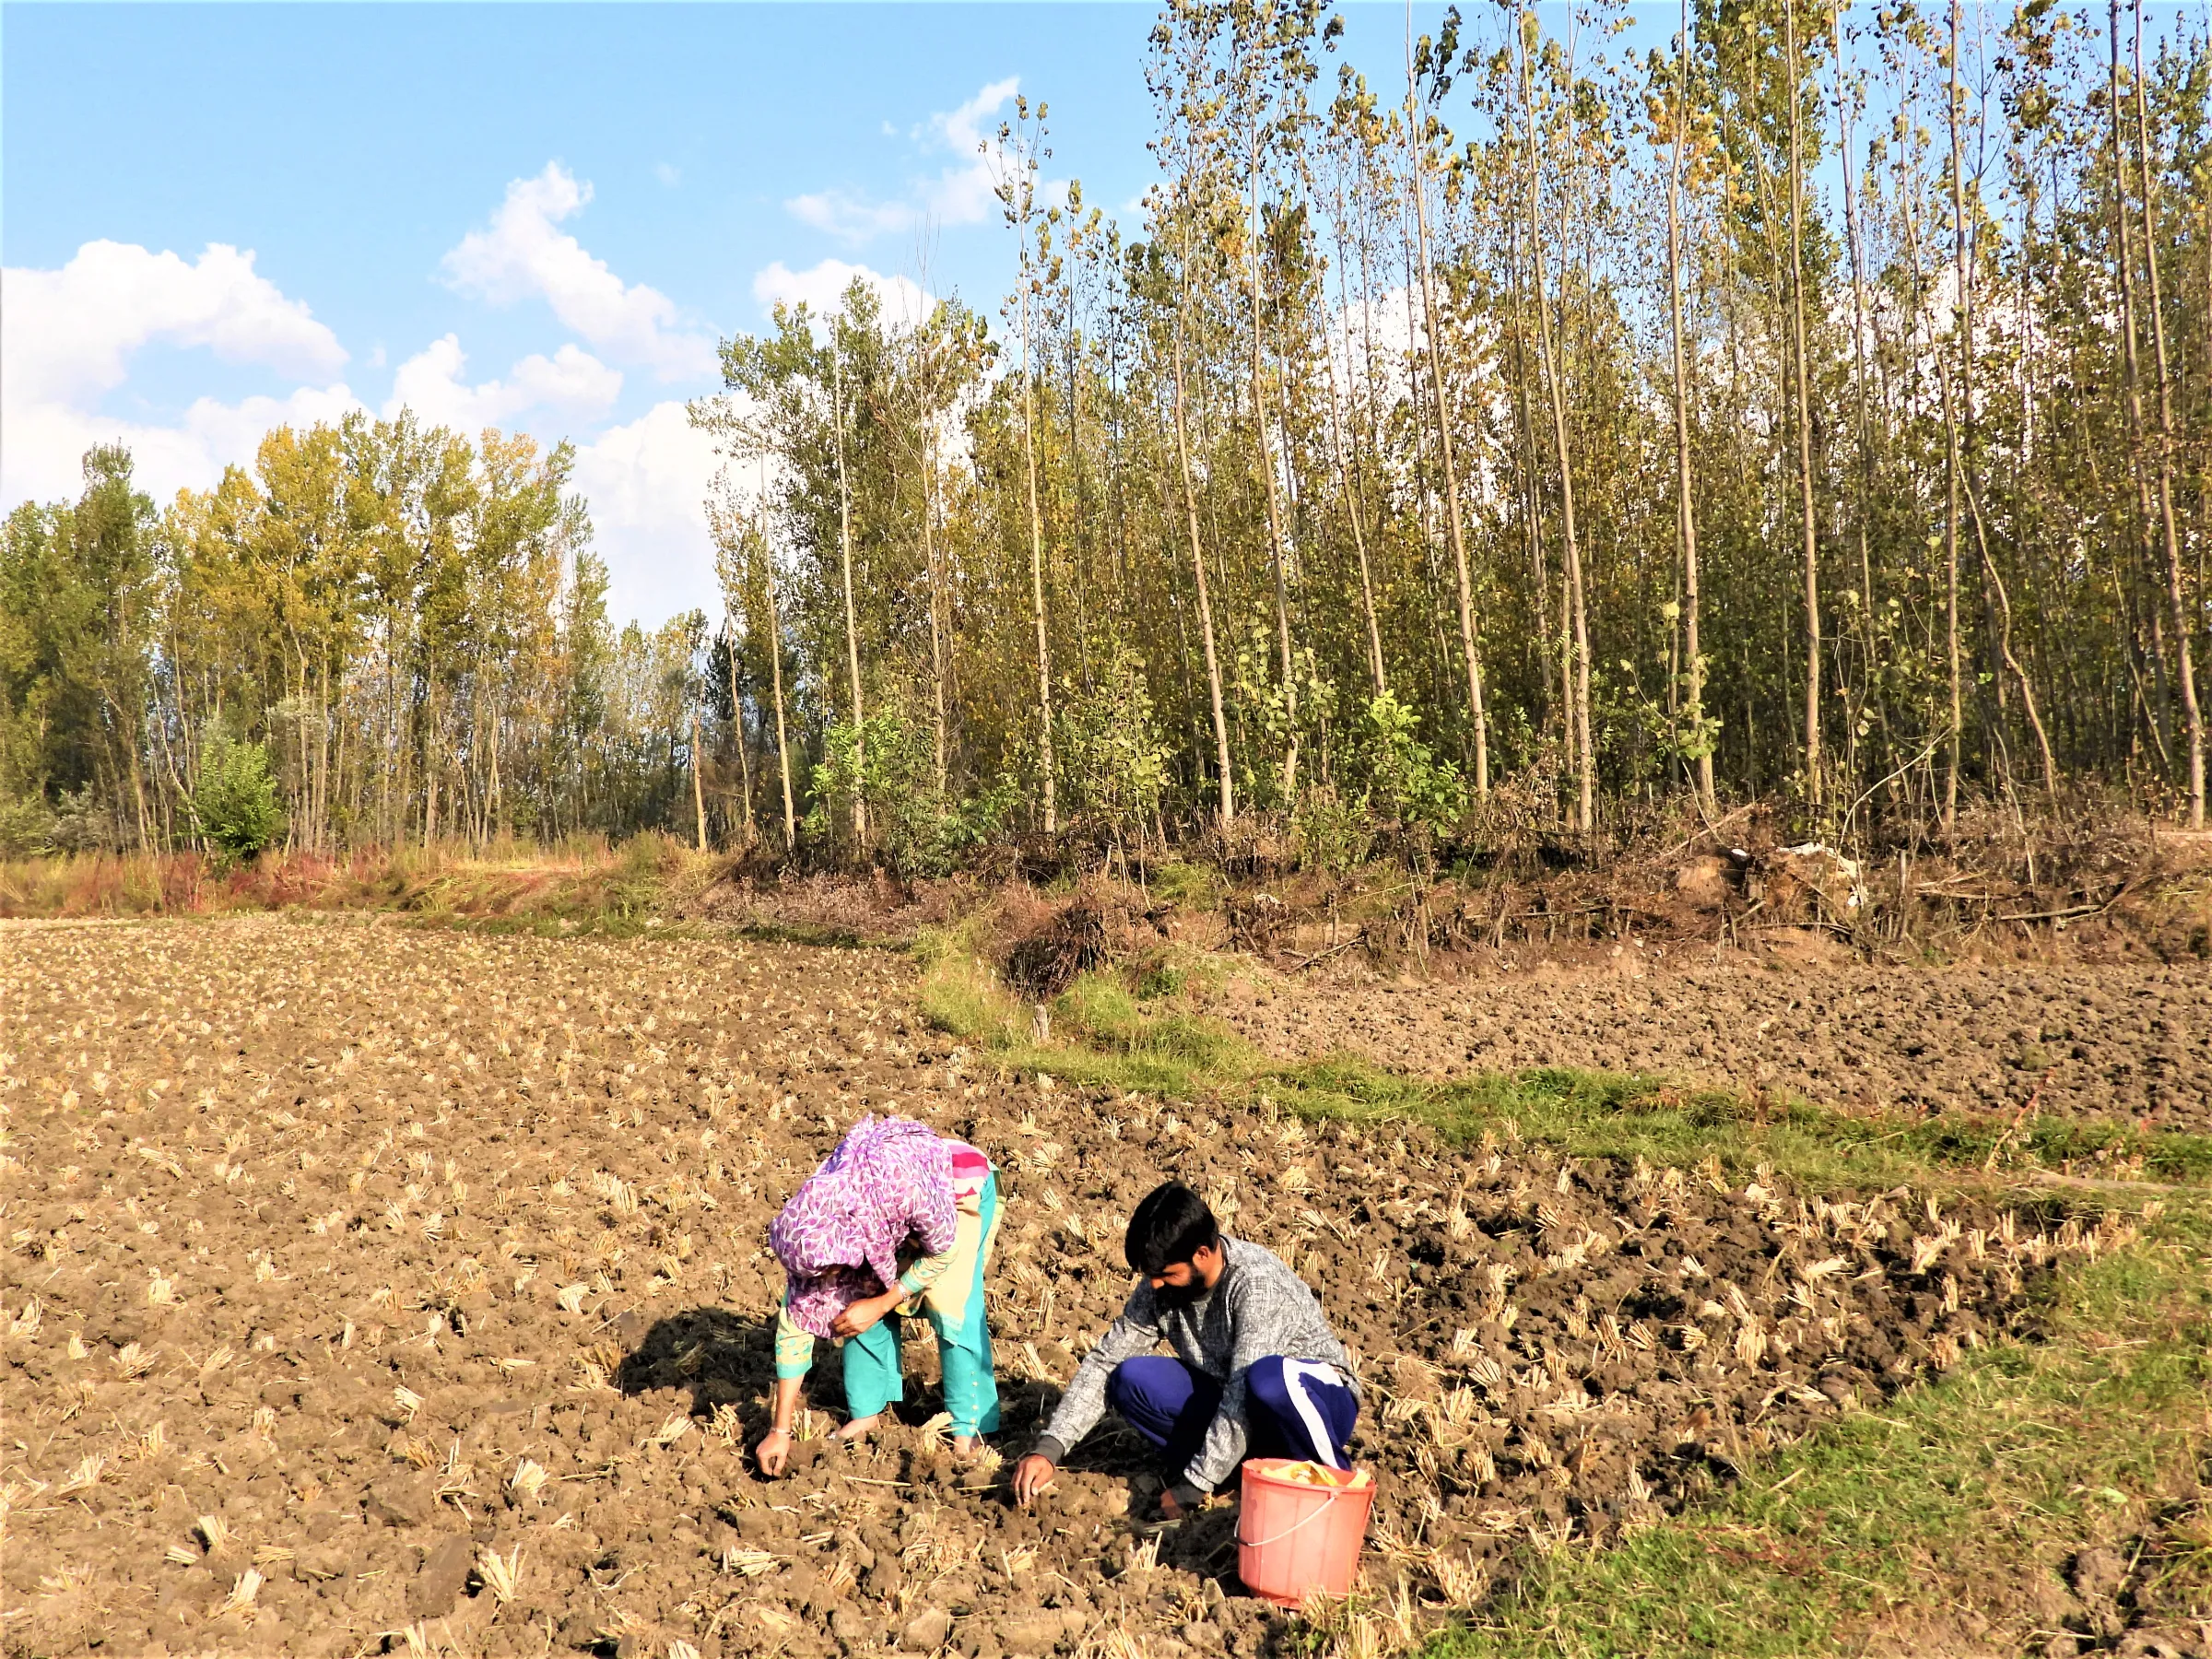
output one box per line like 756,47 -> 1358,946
835,1414 -> 881,1442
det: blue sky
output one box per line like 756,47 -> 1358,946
5,3 -> 1194,622
3,1 -> 1597,624
5,3 -> 2155,626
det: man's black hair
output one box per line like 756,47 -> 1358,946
1124,1181 -> 1219,1278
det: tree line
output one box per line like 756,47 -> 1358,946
6,0 -> 2209,868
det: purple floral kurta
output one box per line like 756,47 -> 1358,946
769,1117 -> 963,1339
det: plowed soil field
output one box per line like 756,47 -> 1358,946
1219,955 -> 2212,1127
0,920 -> 2146,1658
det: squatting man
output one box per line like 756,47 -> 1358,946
1012,1180 -> 1359,1519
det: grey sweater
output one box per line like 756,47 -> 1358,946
1034,1236 -> 1357,1492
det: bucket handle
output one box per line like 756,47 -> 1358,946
1238,1487 -> 1352,1553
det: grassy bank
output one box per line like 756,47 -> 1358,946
0,833 -> 720,930
1435,1215 -> 2212,1657
916,929 -> 2212,1195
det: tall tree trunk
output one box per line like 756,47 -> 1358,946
1785,0 -> 1823,806
1834,3 -> 1885,802
1940,6 -> 1967,829
762,534 -> 797,852
2133,0 -> 2207,827
1664,0 -> 1712,811
1018,270 -> 1058,834
1172,311 -> 1235,828
1406,46 -> 1488,796
689,711 -> 707,851
1506,213 -> 1559,747
317,657 -> 334,853
832,355 -> 868,847
924,422 -> 949,800
485,696 -> 502,848
1520,14 -> 1594,835
1248,149 -> 1301,803
119,685 -> 151,851
726,623 -> 756,847
2110,0 -> 2170,807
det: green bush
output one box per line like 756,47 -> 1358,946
192,724 -> 283,865
0,794 -> 55,857
808,706 -> 1018,878
1359,691 -> 1466,834
1059,641 -> 1171,841
1147,860 -> 1221,909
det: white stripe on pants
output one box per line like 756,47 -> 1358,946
1279,1359 -> 1348,1468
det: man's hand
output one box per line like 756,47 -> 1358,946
1010,1453 -> 1056,1507
1158,1481 -> 1203,1521
755,1428 -> 793,1478
830,1290 -> 899,1340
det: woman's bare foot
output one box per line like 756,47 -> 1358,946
835,1414 -> 881,1443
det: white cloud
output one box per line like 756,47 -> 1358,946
569,400 -> 724,624
384,335 -> 622,431
654,161 -> 681,189
751,259 -> 932,326
787,189 -> 924,245
3,383 -> 366,512
3,240 -> 347,407
783,77 -> 1018,245
1,239 -> 358,510
923,76 -> 1021,224
441,163 -> 716,381
3,230 -> 721,632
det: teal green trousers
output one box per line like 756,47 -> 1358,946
841,1171 -> 1001,1436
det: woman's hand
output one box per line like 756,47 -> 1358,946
755,1428 -> 794,1478
830,1289 -> 900,1339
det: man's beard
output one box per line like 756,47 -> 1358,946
1153,1277 -> 1206,1310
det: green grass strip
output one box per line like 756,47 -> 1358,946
915,934 -> 2212,1193
923,932 -> 2212,1652
1256,1057 -> 2212,1192
1427,1218 -> 2212,1657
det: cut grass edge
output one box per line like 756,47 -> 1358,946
1421,1214 -> 2212,1657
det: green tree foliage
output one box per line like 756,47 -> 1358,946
0,416 -> 710,853
12,0 -> 2212,857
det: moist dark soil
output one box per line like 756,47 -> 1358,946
0,919 -> 2151,1657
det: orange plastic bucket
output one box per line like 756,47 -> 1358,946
1236,1458 -> 1375,1606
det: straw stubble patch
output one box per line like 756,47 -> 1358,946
0,919 -> 2146,1658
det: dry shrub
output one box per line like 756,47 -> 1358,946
983,877 -> 1182,998
1224,889 -> 1292,953
1192,813 -> 1294,880
694,868 -> 973,942
1003,900 -> 1107,998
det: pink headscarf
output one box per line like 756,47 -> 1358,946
770,1117 -> 957,1339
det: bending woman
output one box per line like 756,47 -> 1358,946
757,1116 -> 1000,1474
